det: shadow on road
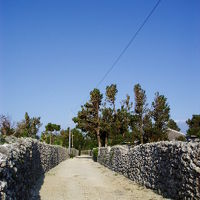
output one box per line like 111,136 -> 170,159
30,174 -> 45,200
30,155 -> 92,199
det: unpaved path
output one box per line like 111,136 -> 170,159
38,156 -> 166,200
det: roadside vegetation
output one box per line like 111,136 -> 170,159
73,83 -> 199,147
1,83 -> 200,149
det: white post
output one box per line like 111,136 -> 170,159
72,132 -> 74,148
69,128 -> 71,154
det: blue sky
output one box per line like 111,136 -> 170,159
0,0 -> 200,133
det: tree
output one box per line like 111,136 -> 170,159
134,84 -> 148,144
186,115 -> 200,138
41,131 -> 50,143
167,119 -> 180,131
44,123 -> 54,144
100,107 -> 113,147
114,107 -> 132,144
0,115 -> 15,136
53,124 -> 61,133
15,112 -> 42,138
101,84 -> 119,146
60,128 -> 70,147
110,94 -> 133,145
83,134 -> 97,149
120,94 -> 133,137
151,92 -> 170,141
45,123 -> 60,144
143,112 -> 153,143
106,84 -> 118,113
73,88 -> 103,147
52,124 -> 61,145
71,128 -> 85,153
31,117 -> 42,138
121,94 -> 133,112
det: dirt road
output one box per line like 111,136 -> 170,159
38,156 -> 166,200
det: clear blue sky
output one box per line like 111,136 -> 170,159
0,0 -> 200,133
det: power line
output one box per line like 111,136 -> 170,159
95,0 -> 162,88
70,0 -> 162,118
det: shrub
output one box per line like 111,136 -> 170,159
0,134 -> 5,145
69,153 -> 75,158
177,135 -> 186,142
92,148 -> 98,162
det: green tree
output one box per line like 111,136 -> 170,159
53,124 -> 61,134
114,107 -> 132,144
151,92 -> 170,141
45,123 -> 54,144
31,117 -> 42,138
167,119 -> 180,131
110,95 -> 133,145
24,112 -> 31,136
83,134 -> 97,149
134,84 -> 148,144
71,128 -> 85,153
120,94 -> 132,137
106,84 -> 118,113
100,107 -> 113,146
102,84 -> 118,146
186,115 -> 200,138
45,123 -> 60,144
15,112 -> 41,138
143,112 -> 153,143
41,131 -> 50,143
73,88 -> 103,147
52,124 -> 61,145
60,128 -> 70,147
0,115 -> 15,136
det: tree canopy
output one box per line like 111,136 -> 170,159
73,83 -> 173,147
73,88 -> 103,147
0,115 -> 15,136
167,119 -> 180,131
1,83 -> 190,149
186,115 -> 200,138
15,112 -> 42,138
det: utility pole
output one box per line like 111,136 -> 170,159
72,131 -> 74,148
68,128 -> 71,154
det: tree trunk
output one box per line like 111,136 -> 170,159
113,103 -> 116,115
140,129 -> 143,144
97,128 -> 101,148
96,103 -> 102,148
50,133 -> 52,145
140,119 -> 143,144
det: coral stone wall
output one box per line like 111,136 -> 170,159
0,137 -> 72,199
98,142 -> 200,199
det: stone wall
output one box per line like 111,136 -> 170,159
98,141 -> 200,199
0,137 -> 75,199
69,148 -> 79,157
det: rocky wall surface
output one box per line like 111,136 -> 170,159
98,142 -> 200,199
70,148 -> 79,157
0,137 -> 71,200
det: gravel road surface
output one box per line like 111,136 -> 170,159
38,156 -> 166,200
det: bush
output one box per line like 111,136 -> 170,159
0,134 -> 6,145
92,148 -> 98,162
69,153 -> 75,158
177,135 -> 186,142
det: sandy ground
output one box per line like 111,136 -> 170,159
38,156 -> 166,200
